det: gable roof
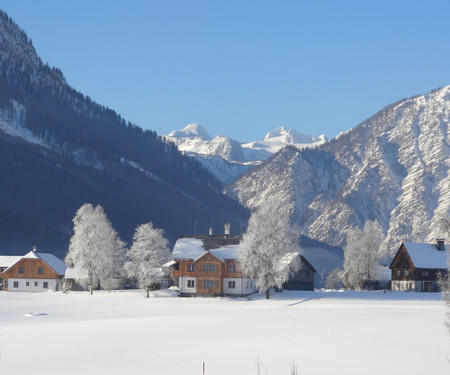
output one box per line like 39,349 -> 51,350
401,242 -> 448,269
4,250 -> 67,276
172,235 -> 242,260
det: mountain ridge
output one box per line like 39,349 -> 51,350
229,86 -> 450,256
0,10 -> 249,257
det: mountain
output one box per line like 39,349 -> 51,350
229,87 -> 450,256
0,11 -> 249,257
241,126 -> 327,158
165,124 -> 327,184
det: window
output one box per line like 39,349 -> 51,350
422,271 -> 429,276
19,266 -> 24,274
38,267 -> 44,274
187,264 -> 195,272
13,281 -> 19,288
34,281 -> 38,287
43,282 -> 48,289
404,270 -> 409,276
228,281 -> 236,289
228,265 -> 236,273
26,281 -> 30,287
203,264 -> 215,272
173,263 -> 179,271
396,270 -> 401,276
203,280 -> 215,289
187,280 -> 195,288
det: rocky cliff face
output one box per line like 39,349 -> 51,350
230,87 -> 450,255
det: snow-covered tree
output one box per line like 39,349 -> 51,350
124,222 -> 171,297
239,200 -> 301,299
65,204 -> 126,294
325,267 -> 343,290
343,220 -> 383,290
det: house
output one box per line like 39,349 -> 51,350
170,224 -> 257,296
0,255 -> 22,290
169,224 -> 317,296
390,240 -> 449,292
1,247 -> 67,292
280,252 -> 317,291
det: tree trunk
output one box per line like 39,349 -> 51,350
265,289 -> 270,299
146,287 -> 150,298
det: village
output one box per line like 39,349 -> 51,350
1,220 -> 448,296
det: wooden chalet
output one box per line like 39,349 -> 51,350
169,223 -> 317,296
1,247 -> 67,292
170,224 -> 257,296
390,240 -> 448,292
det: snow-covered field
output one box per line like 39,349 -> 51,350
0,289 -> 448,375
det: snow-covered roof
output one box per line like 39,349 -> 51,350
65,267 -> 88,279
5,250 -> 67,275
208,245 -> 240,261
172,236 -> 242,261
172,238 -> 206,260
374,266 -> 391,281
0,255 -> 22,268
403,242 -> 449,269
278,252 -> 300,273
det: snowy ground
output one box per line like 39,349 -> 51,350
0,289 -> 448,375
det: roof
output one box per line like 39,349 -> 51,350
402,242 -> 449,269
207,245 -> 240,261
0,255 -> 22,268
172,238 -> 205,260
4,250 -> 67,276
65,267 -> 88,279
172,235 -> 242,260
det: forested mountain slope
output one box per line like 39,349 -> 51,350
230,87 -> 450,255
0,11 -> 248,257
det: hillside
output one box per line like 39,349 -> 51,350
0,11 -> 249,257
230,87 -> 450,255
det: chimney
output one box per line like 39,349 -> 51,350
437,239 -> 445,251
32,246 -> 37,252
209,227 -> 213,236
224,223 -> 230,236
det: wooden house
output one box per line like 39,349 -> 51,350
280,253 -> 317,291
1,247 -> 67,292
390,240 -> 448,292
170,232 -> 257,296
0,255 -> 22,291
169,224 -> 317,296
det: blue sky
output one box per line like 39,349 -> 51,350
1,1 -> 449,141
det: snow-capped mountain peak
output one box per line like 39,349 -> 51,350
168,123 -> 211,141
264,126 -> 326,144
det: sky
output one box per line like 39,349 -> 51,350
1,1 -> 449,142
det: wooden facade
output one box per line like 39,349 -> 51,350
1,250 -> 66,292
390,242 -> 448,292
282,255 -> 316,291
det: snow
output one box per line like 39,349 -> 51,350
208,245 -> 240,261
0,290 -> 448,375
402,242 -> 449,269
0,256 -> 22,268
171,238 -> 205,259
